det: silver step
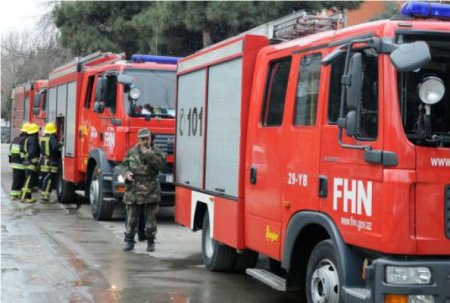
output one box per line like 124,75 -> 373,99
246,268 -> 286,291
75,190 -> 117,202
75,190 -> 85,197
343,287 -> 371,300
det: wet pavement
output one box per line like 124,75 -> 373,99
1,144 -> 303,303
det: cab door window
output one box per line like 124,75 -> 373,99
294,53 -> 322,126
328,50 -> 379,140
95,74 -> 117,114
261,57 -> 292,126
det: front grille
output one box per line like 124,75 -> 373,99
445,185 -> 450,239
153,134 -> 174,155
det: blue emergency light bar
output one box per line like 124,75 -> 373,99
130,54 -> 180,64
401,2 -> 450,19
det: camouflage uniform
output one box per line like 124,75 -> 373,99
121,129 -> 166,251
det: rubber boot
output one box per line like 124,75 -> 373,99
123,233 -> 135,251
146,238 -> 155,252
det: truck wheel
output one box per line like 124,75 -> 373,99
233,249 -> 259,272
202,211 -> 235,271
89,165 -> 114,221
306,240 -> 342,303
57,169 -> 75,204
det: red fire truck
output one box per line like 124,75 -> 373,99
10,80 -> 48,138
46,51 -> 178,220
175,3 -> 450,302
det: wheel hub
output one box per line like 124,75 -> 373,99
310,259 -> 340,303
90,179 -> 99,210
204,220 -> 214,258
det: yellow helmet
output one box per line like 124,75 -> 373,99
21,122 -> 31,133
27,123 -> 39,135
44,122 -> 57,135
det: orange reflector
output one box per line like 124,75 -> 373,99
385,294 -> 408,303
115,185 -> 126,193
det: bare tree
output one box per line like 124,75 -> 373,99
1,2 -> 71,122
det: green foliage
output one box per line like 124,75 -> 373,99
369,2 -> 401,21
53,1 -> 362,57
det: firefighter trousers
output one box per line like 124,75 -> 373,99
10,168 -> 25,199
40,160 -> 59,202
21,164 -> 38,202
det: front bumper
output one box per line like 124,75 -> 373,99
364,257 -> 450,303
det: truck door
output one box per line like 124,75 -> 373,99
280,52 -> 324,221
92,73 -> 118,159
77,74 -> 96,172
320,49 -> 384,248
246,55 -> 293,259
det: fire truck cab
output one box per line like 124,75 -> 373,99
175,3 -> 450,302
48,52 -> 177,220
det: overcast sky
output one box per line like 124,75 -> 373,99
0,0 -> 49,39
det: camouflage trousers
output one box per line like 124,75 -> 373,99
125,203 -> 159,240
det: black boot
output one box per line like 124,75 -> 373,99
146,238 -> 155,252
123,233 -> 135,251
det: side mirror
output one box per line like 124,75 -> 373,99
338,111 -> 357,137
93,101 -> 105,113
346,53 -> 363,110
118,74 -> 134,86
390,41 -> 431,72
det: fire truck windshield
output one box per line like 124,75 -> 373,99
123,69 -> 176,118
397,33 -> 450,147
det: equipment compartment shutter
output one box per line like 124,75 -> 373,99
57,84 -> 67,117
48,87 -> 57,122
205,58 -> 242,198
64,81 -> 77,157
176,69 -> 206,189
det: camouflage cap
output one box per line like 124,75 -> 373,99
137,128 -> 151,138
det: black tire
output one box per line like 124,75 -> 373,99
89,164 -> 114,221
233,249 -> 259,272
202,211 -> 235,271
306,240 -> 343,303
57,169 -> 75,204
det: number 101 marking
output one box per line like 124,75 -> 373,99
287,172 -> 308,187
179,106 -> 203,137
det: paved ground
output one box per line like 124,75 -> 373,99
1,144 -> 303,303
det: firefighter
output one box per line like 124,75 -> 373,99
121,128 -> 166,252
20,123 -> 40,203
39,122 -> 60,203
8,123 -> 29,200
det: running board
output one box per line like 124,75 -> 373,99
75,190 -> 85,197
343,287 -> 371,301
246,268 -> 286,291
74,190 -> 117,202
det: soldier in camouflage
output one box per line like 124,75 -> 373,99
121,128 -> 166,252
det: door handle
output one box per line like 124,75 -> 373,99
250,166 -> 257,184
319,175 -> 328,198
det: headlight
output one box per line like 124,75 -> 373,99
418,76 -> 445,105
129,87 -> 141,100
116,174 -> 125,183
385,266 -> 431,284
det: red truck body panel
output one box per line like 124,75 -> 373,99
175,18 -> 450,266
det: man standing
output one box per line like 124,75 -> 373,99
9,123 -> 29,200
121,128 -> 166,252
21,123 -> 40,203
39,122 -> 60,203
